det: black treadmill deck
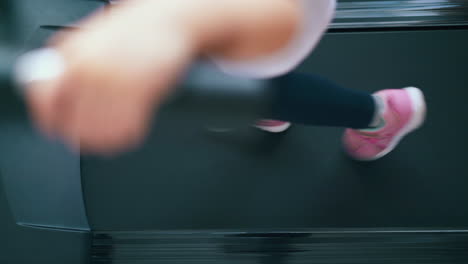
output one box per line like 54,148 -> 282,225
92,229 -> 468,263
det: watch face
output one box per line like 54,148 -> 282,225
333,0 -> 468,29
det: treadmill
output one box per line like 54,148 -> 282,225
2,0 -> 468,263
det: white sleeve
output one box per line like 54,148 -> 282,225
210,0 -> 336,79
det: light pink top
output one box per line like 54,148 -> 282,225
212,0 -> 336,78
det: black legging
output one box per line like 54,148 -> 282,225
268,72 -> 376,129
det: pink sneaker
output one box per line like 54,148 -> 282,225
343,87 -> 426,161
255,119 -> 291,133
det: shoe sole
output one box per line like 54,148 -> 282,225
208,122 -> 292,133
354,87 -> 427,161
255,122 -> 292,133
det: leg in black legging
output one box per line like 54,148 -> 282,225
268,72 -> 376,129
